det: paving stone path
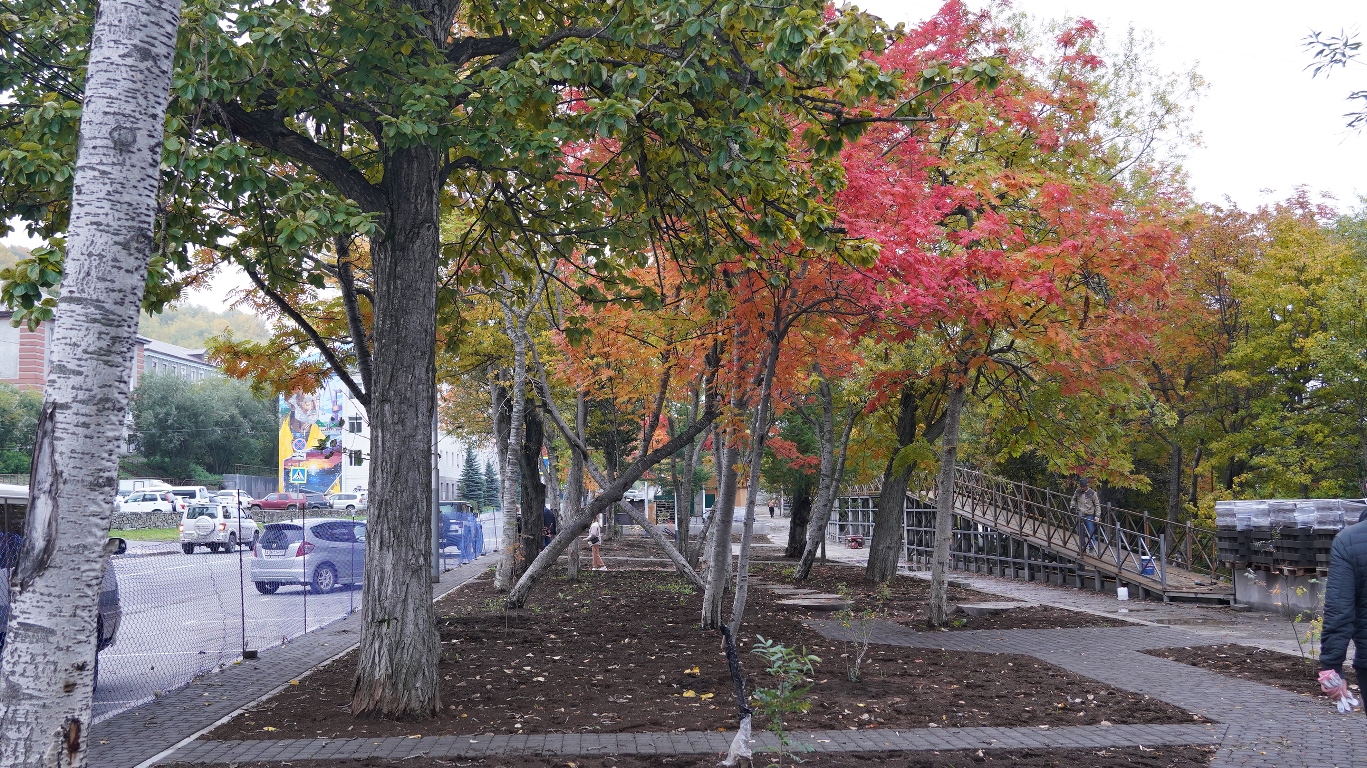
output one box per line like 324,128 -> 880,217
86,533 -> 1361,768
807,619 -> 1365,768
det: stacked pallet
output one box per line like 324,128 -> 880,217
1214,499 -> 1366,573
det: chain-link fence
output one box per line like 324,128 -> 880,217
1,497 -> 503,725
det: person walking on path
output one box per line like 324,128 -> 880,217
1319,519 -> 1367,713
1073,478 -> 1101,554
768,499 -> 775,518
587,515 -> 606,571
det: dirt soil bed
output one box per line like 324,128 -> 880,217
209,554 -> 1202,742
751,563 -> 1129,631
161,745 -> 1215,768
1140,644 -> 1328,698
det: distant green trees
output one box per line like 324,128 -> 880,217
129,373 -> 278,481
0,383 -> 42,473
457,451 -> 483,510
139,305 -> 271,348
481,459 -> 500,514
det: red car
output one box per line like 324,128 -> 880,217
250,492 -> 310,512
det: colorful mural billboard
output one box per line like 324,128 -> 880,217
278,378 -> 348,494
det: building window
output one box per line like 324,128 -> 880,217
349,450 -> 365,467
347,416 -> 363,434
0,322 -> 18,379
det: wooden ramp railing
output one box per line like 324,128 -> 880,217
834,468 -> 1231,602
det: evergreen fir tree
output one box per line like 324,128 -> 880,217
457,450 -> 483,510
482,459 -> 501,512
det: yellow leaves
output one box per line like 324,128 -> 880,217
681,690 -> 697,698
700,692 -> 715,700
288,680 -> 300,685
684,666 -> 700,676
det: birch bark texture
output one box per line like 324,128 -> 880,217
0,0 -> 182,764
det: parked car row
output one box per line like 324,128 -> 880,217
251,518 -> 367,594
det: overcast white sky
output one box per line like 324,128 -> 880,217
6,0 -> 1365,310
863,0 -> 1364,207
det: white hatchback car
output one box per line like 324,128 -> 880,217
119,490 -> 185,515
179,503 -> 262,554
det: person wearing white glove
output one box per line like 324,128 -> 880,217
1320,516 -> 1367,714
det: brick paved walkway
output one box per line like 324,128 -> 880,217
162,723 -> 1224,764
104,529 -> 1362,768
806,620 -> 1365,768
87,561 -> 488,768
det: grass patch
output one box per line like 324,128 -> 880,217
110,528 -> 179,542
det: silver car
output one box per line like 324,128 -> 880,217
250,518 -> 366,595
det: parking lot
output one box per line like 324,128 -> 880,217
94,547 -> 363,722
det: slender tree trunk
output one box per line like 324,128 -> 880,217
702,437 -> 740,629
795,398 -> 857,581
0,2 -> 181,762
495,298 -> 530,591
927,384 -> 966,627
564,395 -> 586,580
683,424 -> 708,568
1188,444 -> 1203,507
1165,441 -> 1183,531
866,383 -> 920,583
518,398 -> 546,570
545,428 -> 561,527
505,401 -> 716,608
350,145 -> 443,718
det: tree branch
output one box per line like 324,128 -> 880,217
218,102 -> 386,211
241,257 -> 370,409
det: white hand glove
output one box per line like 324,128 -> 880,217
1319,669 -> 1361,713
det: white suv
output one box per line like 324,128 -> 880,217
327,493 -> 366,512
180,503 -> 262,554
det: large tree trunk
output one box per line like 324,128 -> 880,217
866,383 -> 920,583
701,436 -> 740,629
350,145 -> 443,719
0,2 -> 181,762
518,398 -> 546,569
927,384 -> 967,627
784,482 -> 813,558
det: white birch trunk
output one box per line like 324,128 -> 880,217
0,0 -> 182,763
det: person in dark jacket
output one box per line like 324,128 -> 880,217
1319,520 -> 1367,712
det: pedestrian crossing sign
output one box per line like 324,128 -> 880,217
289,468 -> 307,484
